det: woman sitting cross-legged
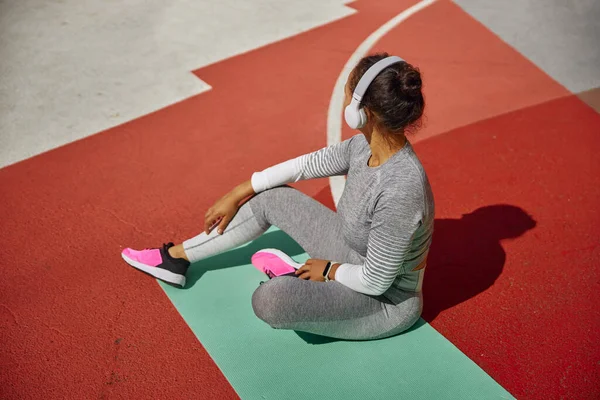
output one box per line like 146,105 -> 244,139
121,53 -> 435,341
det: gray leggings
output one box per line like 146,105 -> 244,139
183,186 -> 422,340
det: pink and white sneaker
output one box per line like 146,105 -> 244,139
121,242 -> 190,288
251,248 -> 302,279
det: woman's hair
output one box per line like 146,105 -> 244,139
349,52 -> 424,135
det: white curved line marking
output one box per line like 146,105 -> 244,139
326,0 -> 437,206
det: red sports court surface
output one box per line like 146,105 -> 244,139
1,0 -> 598,398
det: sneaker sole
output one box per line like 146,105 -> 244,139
121,252 -> 186,288
251,248 -> 303,277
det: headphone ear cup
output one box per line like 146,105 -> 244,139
344,104 -> 360,129
345,98 -> 366,130
357,108 -> 367,129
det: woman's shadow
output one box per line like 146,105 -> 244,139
422,204 -> 536,321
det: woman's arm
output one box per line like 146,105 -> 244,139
205,136 -> 357,235
231,180 -> 255,202
251,135 -> 357,193
203,180 -> 255,235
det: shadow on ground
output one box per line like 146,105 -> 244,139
422,204 -> 536,322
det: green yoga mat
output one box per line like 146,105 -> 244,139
160,227 -> 514,400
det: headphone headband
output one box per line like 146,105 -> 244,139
352,56 -> 404,102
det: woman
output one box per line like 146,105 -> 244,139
121,53 -> 435,340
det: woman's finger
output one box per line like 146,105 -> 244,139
217,215 -> 232,235
211,216 -> 222,230
204,214 -> 213,234
205,213 -> 221,234
204,210 -> 215,225
298,271 -> 311,280
295,264 -> 309,274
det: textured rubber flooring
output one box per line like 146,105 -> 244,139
1,0 -> 598,399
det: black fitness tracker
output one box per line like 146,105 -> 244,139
323,261 -> 332,282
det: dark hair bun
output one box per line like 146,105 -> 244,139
400,69 -> 422,98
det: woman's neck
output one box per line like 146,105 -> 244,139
364,128 -> 407,167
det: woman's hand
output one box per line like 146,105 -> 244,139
295,259 -> 330,281
204,181 -> 255,235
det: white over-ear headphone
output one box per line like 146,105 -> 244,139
344,56 -> 404,129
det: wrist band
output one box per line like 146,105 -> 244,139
323,262 -> 332,282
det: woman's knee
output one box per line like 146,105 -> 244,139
251,278 -> 289,328
248,185 -> 295,206
247,185 -> 296,228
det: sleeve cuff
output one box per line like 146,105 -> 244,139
251,156 -> 305,194
251,171 -> 267,194
335,263 -> 382,296
335,263 -> 362,289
